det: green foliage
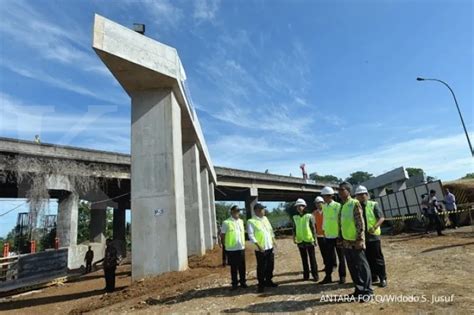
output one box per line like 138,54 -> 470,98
266,205 -> 290,228
40,227 -> 56,250
215,202 -> 234,225
462,173 -> 474,179
345,171 -> 373,185
77,201 -> 91,244
427,176 -> 437,182
309,173 -> 342,184
406,167 -> 424,178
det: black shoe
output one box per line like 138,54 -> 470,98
230,285 -> 238,291
338,277 -> 346,284
257,286 -> 265,293
312,276 -> 319,282
240,283 -> 248,288
379,279 -> 387,287
372,275 -> 378,283
265,281 -> 278,287
319,277 -> 332,284
303,276 -> 309,281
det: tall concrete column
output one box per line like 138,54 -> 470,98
200,168 -> 213,250
183,143 -> 205,256
131,89 -> 188,279
57,192 -> 79,248
113,205 -> 127,257
245,188 -> 259,220
90,207 -> 107,244
209,182 -> 218,245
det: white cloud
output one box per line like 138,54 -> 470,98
0,93 -> 129,150
0,0 -> 104,74
193,0 -> 221,22
1,62 -> 126,104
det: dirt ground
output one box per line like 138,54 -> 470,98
1,226 -> 473,314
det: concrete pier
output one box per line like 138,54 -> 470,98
90,207 -> 107,244
93,14 -> 216,279
183,143 -> 205,256
200,168 -> 213,250
113,205 -> 127,257
131,90 -> 188,277
57,192 -> 79,248
209,182 -> 218,245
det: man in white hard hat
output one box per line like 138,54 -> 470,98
312,196 -> 329,275
338,182 -> 373,302
292,198 -> 319,281
355,185 -> 387,288
319,186 -> 346,285
220,205 -> 248,290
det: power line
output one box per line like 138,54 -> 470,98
0,202 -> 28,217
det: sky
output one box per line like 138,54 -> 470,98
0,0 -> 473,236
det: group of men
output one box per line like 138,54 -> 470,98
421,188 -> 459,236
220,181 -> 387,301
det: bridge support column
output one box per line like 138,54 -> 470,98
183,143 -> 205,256
200,168 -> 213,250
131,89 -> 188,279
209,182 -> 217,245
113,204 -> 127,258
245,188 -> 258,220
90,207 -> 107,244
57,191 -> 79,247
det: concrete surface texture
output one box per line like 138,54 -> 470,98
130,90 -> 188,278
183,143 -> 206,256
200,168 -> 213,250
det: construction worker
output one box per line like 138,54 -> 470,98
103,239 -> 119,293
220,205 -> 247,290
319,186 -> 346,285
292,198 -> 319,282
84,245 -> 94,273
427,189 -> 444,236
247,203 -> 278,293
312,197 -> 329,273
355,185 -> 387,288
338,182 -> 373,301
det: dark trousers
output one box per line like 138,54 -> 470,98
226,250 -> 246,286
365,240 -> 386,281
86,262 -> 92,273
426,213 -> 443,235
344,247 -> 373,295
255,249 -> 274,288
104,267 -> 116,292
316,237 -> 329,270
297,243 -> 318,279
222,246 -> 227,266
325,238 -> 346,279
448,210 -> 459,227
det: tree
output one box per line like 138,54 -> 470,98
345,171 -> 373,185
462,173 -> 474,179
215,202 -> 233,226
77,201 -> 91,244
309,173 -> 342,184
406,167 -> 424,178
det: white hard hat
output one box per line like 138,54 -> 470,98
295,198 -> 307,207
355,185 -> 369,195
314,196 -> 324,203
321,186 -> 335,195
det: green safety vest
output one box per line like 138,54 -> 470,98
340,198 -> 359,241
322,201 -> 341,238
293,214 -> 315,243
365,200 -> 381,236
248,217 -> 273,249
223,218 -> 245,249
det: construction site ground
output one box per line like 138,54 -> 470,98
1,226 -> 473,314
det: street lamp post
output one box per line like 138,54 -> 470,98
417,77 -> 473,157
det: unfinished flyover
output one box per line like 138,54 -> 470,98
0,14 -> 334,287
